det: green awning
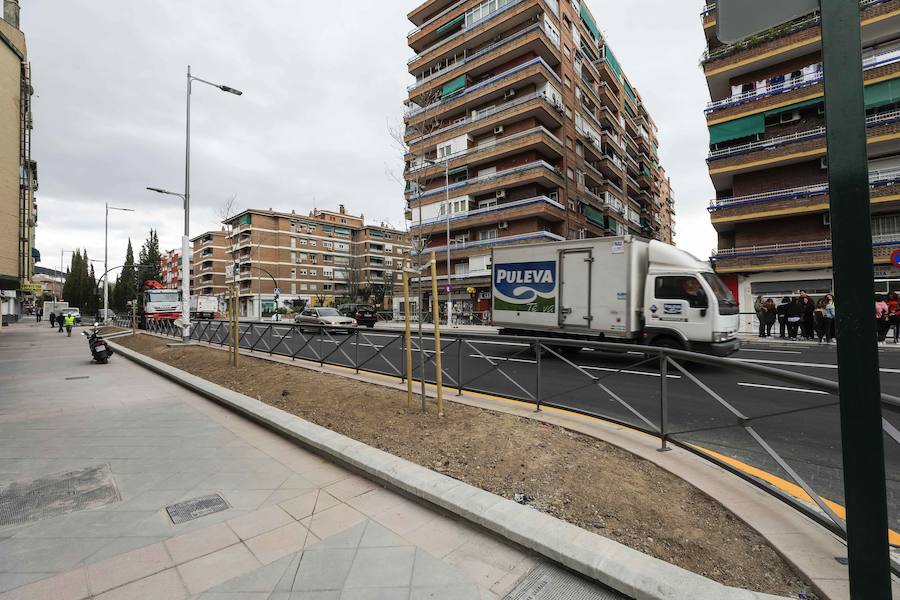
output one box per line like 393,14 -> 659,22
30,247 -> 40,262
641,164 -> 651,177
448,166 -> 468,177
581,203 -> 605,226
436,14 -> 464,34
709,113 -> 765,144
334,227 -> 351,235
624,80 -> 636,104
864,78 -> 900,109
763,97 -> 823,117
579,3 -> 600,41
441,74 -> 467,97
602,45 -> 622,81
624,102 -> 635,118
237,213 -> 251,225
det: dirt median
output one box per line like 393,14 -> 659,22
116,333 -> 817,598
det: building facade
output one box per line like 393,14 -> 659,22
403,0 -> 671,316
223,207 -> 411,317
702,1 -> 900,313
160,249 -> 181,290
190,230 -> 229,297
0,0 -> 37,321
656,166 -> 675,245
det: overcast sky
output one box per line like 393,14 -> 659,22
23,0 -> 716,277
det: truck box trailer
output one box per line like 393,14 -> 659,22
491,236 -> 740,356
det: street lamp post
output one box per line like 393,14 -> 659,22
104,204 -> 134,324
149,66 -> 241,343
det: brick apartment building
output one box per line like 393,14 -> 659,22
190,230 -> 229,299
657,166 -> 675,245
160,249 -> 181,290
223,207 -> 411,317
403,0 -> 672,316
703,1 -> 900,314
0,0 -> 37,321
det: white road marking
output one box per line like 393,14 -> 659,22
737,382 -> 829,395
466,355 -> 679,378
735,357 -> 900,374
738,348 -> 803,355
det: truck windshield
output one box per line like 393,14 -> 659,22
701,273 -> 738,311
149,291 -> 180,302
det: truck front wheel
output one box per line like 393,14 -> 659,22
650,336 -> 684,352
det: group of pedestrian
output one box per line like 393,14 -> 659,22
755,292 -> 836,343
875,292 -> 900,345
48,311 -> 75,337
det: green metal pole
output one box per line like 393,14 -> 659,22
820,1 -> 891,597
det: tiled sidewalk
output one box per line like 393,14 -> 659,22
0,323 -> 540,599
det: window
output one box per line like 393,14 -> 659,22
563,45 -> 571,59
301,283 -> 309,291
567,167 -> 575,180
478,229 -> 499,241
654,276 -> 708,309
323,254 -> 333,262
309,240 -> 317,246
438,143 -> 452,158
478,198 -> 497,209
566,136 -> 574,149
564,75 -> 571,89
323,241 -> 333,249
324,284 -> 333,291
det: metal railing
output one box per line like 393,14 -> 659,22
137,319 -> 900,559
407,159 -> 560,201
708,108 -> 900,161
713,233 -> 900,258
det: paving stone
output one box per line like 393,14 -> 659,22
303,502 -> 367,541
86,541 -> 173,594
226,505 -> 294,541
204,553 -> 296,593
165,522 -> 240,565
245,522 -> 312,565
343,546 -> 416,589
292,548 -> 356,592
176,543 -> 262,595
93,568 -> 187,600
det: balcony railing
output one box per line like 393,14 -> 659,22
407,0 -> 528,66
407,126 -> 561,175
408,159 -> 560,201
708,107 -> 900,161
702,0 -> 889,64
700,3 -> 716,17
712,233 -> 900,259
709,165 -> 900,210
410,195 -> 563,229
412,230 -> 565,256
408,23 -> 557,92
407,0 -> 467,37
407,56 -> 560,119
705,44 -> 900,113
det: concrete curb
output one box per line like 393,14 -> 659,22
110,339 -> 789,600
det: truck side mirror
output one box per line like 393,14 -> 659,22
700,308 -> 708,317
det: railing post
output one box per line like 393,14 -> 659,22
659,353 -> 670,452
355,329 -> 360,374
534,338 -> 542,412
457,338 -> 463,396
319,327 -> 324,366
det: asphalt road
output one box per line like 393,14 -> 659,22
189,320 -> 900,531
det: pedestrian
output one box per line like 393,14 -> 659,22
800,296 -> 815,340
814,298 -> 827,344
57,312 -> 65,333
823,294 -> 836,343
777,297 -> 789,338
63,311 -> 75,337
876,294 -> 890,344
764,298 -> 777,337
889,292 -> 900,343
754,295 -> 766,338
49,311 -> 56,328
785,297 -> 802,340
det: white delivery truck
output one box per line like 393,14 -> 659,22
191,295 -> 219,319
491,236 -> 740,356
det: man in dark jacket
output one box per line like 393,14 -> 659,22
776,297 -> 789,338
785,298 -> 803,340
49,312 -> 56,328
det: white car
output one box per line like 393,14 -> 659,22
294,307 -> 356,332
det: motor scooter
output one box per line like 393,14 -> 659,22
83,324 -> 113,364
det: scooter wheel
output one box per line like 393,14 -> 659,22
97,357 -> 108,364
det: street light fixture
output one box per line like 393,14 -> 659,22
149,65 -> 242,343
104,204 -> 135,324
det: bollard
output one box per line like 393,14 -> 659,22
430,253 -> 444,416
659,353 -> 670,452
402,257 -> 413,409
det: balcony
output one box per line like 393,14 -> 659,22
711,234 -> 900,273
408,0 -> 462,28
707,108 -> 900,183
406,56 -> 560,127
701,3 -> 716,30
706,43 -> 900,119
409,195 -> 566,233
412,230 -> 565,257
407,159 -> 563,203
408,22 -> 560,100
708,165 -> 900,225
407,126 -> 563,179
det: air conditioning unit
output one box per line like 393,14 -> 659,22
494,125 -> 505,134
779,110 -> 800,124
496,189 -> 506,199
820,157 -> 828,170
498,221 -> 509,230
823,213 -> 831,226
504,89 -> 516,99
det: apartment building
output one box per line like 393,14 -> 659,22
703,1 -> 900,309
223,207 -> 410,317
160,249 -> 181,290
190,230 -> 229,297
0,0 -> 37,322
657,166 -> 675,245
404,0 -> 672,316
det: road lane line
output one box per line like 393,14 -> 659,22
736,357 -> 900,374
466,355 -> 680,378
737,382 -> 829,395
738,348 -> 802,355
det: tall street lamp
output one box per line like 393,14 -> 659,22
151,66 -> 242,343
104,204 -> 134,323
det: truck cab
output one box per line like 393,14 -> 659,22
642,242 -> 740,355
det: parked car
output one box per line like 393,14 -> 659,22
294,307 -> 356,332
337,304 -> 377,328
59,308 -> 82,325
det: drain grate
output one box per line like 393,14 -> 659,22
503,563 -> 629,600
0,464 -> 120,529
166,494 -> 230,524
